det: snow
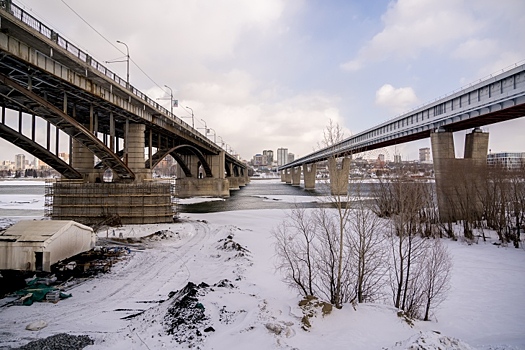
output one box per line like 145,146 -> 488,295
0,195 -> 43,210
1,188 -> 525,349
0,180 -> 46,186
178,197 -> 225,205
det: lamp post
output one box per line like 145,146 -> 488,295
200,118 -> 208,134
184,106 -> 194,128
218,136 -> 224,148
164,85 -> 173,115
116,40 -> 129,86
208,127 -> 217,143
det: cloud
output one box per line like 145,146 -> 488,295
341,0 -> 484,71
375,84 -> 419,115
451,38 -> 498,60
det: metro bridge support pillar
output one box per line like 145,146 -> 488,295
303,163 -> 317,190
177,151 -> 230,198
291,166 -> 301,186
280,169 -> 286,182
285,169 -> 292,184
431,128 -> 489,222
328,157 -> 351,196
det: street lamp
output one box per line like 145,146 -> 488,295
184,106 -> 195,128
218,136 -> 224,147
116,40 -> 129,86
200,118 -> 208,135
164,85 -> 174,115
207,127 -> 217,143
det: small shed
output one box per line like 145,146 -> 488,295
0,220 -> 95,272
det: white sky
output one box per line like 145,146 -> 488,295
1,0 -> 525,162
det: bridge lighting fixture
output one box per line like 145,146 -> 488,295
164,85 -> 174,115
183,106 -> 195,128
116,40 -> 130,86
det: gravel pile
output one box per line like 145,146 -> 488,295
15,333 -> 93,350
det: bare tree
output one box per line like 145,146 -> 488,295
421,239 -> 452,321
318,120 -> 353,309
346,198 -> 388,303
272,206 -> 316,297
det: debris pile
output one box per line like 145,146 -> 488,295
217,234 -> 249,253
163,279 -> 237,347
13,333 -> 94,350
52,246 -> 130,279
164,281 -> 212,346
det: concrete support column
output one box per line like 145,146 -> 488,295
303,163 -> 317,190
280,169 -> 286,182
431,131 -> 456,222
71,138 -> 100,183
229,176 -> 240,190
291,166 -> 301,186
431,129 -> 489,222
328,157 -> 350,196
208,151 -> 226,179
284,169 -> 292,184
177,154 -> 200,179
465,128 -> 490,164
126,123 -> 151,181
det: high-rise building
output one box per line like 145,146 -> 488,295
263,150 -> 274,164
287,153 -> 295,164
419,148 -> 431,163
277,148 -> 288,167
393,154 -> 402,163
15,154 -> 25,170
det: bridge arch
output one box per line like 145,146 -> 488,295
0,114 -> 82,179
147,144 -> 213,178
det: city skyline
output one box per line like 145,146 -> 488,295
1,0 -> 524,163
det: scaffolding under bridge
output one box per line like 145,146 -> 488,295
45,179 -> 179,226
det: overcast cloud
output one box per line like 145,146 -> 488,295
1,0 -> 525,162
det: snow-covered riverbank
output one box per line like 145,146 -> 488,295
1,207 -> 524,349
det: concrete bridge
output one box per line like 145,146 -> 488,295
279,64 -> 525,221
0,1 -> 248,224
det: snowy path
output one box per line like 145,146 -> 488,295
0,220 -> 212,348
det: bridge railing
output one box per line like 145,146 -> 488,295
6,2 -> 196,133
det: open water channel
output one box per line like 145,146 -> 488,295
0,178 -> 388,220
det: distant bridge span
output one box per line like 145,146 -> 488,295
281,64 -> 525,169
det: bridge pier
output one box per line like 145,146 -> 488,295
285,169 -> 292,184
280,169 -> 286,182
52,122 -> 172,225
303,163 -> 317,190
71,138 -> 103,183
431,128 -> 489,222
328,157 -> 351,196
176,151 -> 230,198
291,166 -> 301,186
127,123 -> 151,182
228,176 -> 240,190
